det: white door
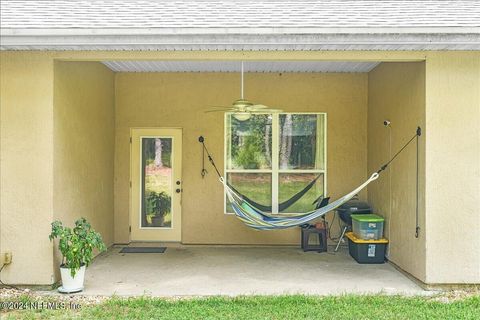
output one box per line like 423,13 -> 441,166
130,128 -> 182,242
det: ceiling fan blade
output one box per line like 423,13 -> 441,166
205,108 -> 236,113
250,108 -> 283,113
250,104 -> 269,109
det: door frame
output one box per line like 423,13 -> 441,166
129,127 -> 183,242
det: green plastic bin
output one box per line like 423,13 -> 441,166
351,214 -> 384,240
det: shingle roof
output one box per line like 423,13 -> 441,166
2,0 -> 479,29
1,1 -> 479,51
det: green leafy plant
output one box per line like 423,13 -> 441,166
230,114 -> 270,169
49,217 -> 106,277
147,191 -> 171,218
234,135 -> 264,169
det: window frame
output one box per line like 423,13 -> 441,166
224,112 -> 327,215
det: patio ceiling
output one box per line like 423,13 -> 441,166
101,61 -> 381,73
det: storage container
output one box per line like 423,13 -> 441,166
351,214 -> 384,240
346,232 -> 388,264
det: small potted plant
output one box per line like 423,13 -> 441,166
49,217 -> 106,293
147,191 -> 171,227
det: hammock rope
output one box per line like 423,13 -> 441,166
199,127 -> 421,230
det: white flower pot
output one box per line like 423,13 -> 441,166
59,264 -> 85,293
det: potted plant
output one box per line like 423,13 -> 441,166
49,217 -> 106,293
147,191 -> 171,227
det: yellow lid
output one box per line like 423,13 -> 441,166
346,232 -> 388,244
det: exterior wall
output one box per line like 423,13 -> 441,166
1,50 -> 478,285
367,62 -> 427,282
424,52 -> 480,284
114,72 -> 368,244
53,61 -> 115,280
0,52 -> 55,285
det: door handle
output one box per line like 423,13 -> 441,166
176,188 -> 182,193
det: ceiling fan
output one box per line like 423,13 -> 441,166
205,61 -> 282,121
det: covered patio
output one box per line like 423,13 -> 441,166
81,245 -> 423,296
1,0 -> 479,291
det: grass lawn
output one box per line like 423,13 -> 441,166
227,175 -> 323,213
144,166 -> 172,227
2,294 -> 479,320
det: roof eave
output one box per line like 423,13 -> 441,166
1,30 -> 480,51
2,27 -> 480,36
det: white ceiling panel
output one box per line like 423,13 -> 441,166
101,61 -> 381,73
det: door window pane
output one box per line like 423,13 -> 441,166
279,173 -> 325,213
279,114 -> 325,170
141,137 -> 172,228
226,114 -> 272,170
226,173 -> 272,213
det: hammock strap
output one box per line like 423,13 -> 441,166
199,136 -> 222,178
373,127 -> 422,238
200,137 -> 208,178
377,127 -> 422,174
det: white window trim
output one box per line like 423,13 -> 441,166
224,112 -> 327,215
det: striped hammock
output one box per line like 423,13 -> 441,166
220,172 -> 380,230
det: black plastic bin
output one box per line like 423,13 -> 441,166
346,232 -> 388,264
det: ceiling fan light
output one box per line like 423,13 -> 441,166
233,113 -> 252,121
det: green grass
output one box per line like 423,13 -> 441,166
227,178 -> 322,213
2,294 -> 479,320
145,171 -> 170,195
279,179 -> 323,213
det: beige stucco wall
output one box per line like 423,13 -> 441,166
367,62 -> 427,282
114,72 -> 368,244
53,61 -> 115,280
1,50 -> 479,285
424,52 -> 480,284
0,53 -> 55,284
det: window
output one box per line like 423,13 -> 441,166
225,113 -> 326,214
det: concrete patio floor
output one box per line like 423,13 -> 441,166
77,245 -> 425,297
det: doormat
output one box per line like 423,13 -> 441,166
120,247 -> 167,253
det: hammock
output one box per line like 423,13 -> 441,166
198,126 -> 421,231
221,173 -> 380,230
